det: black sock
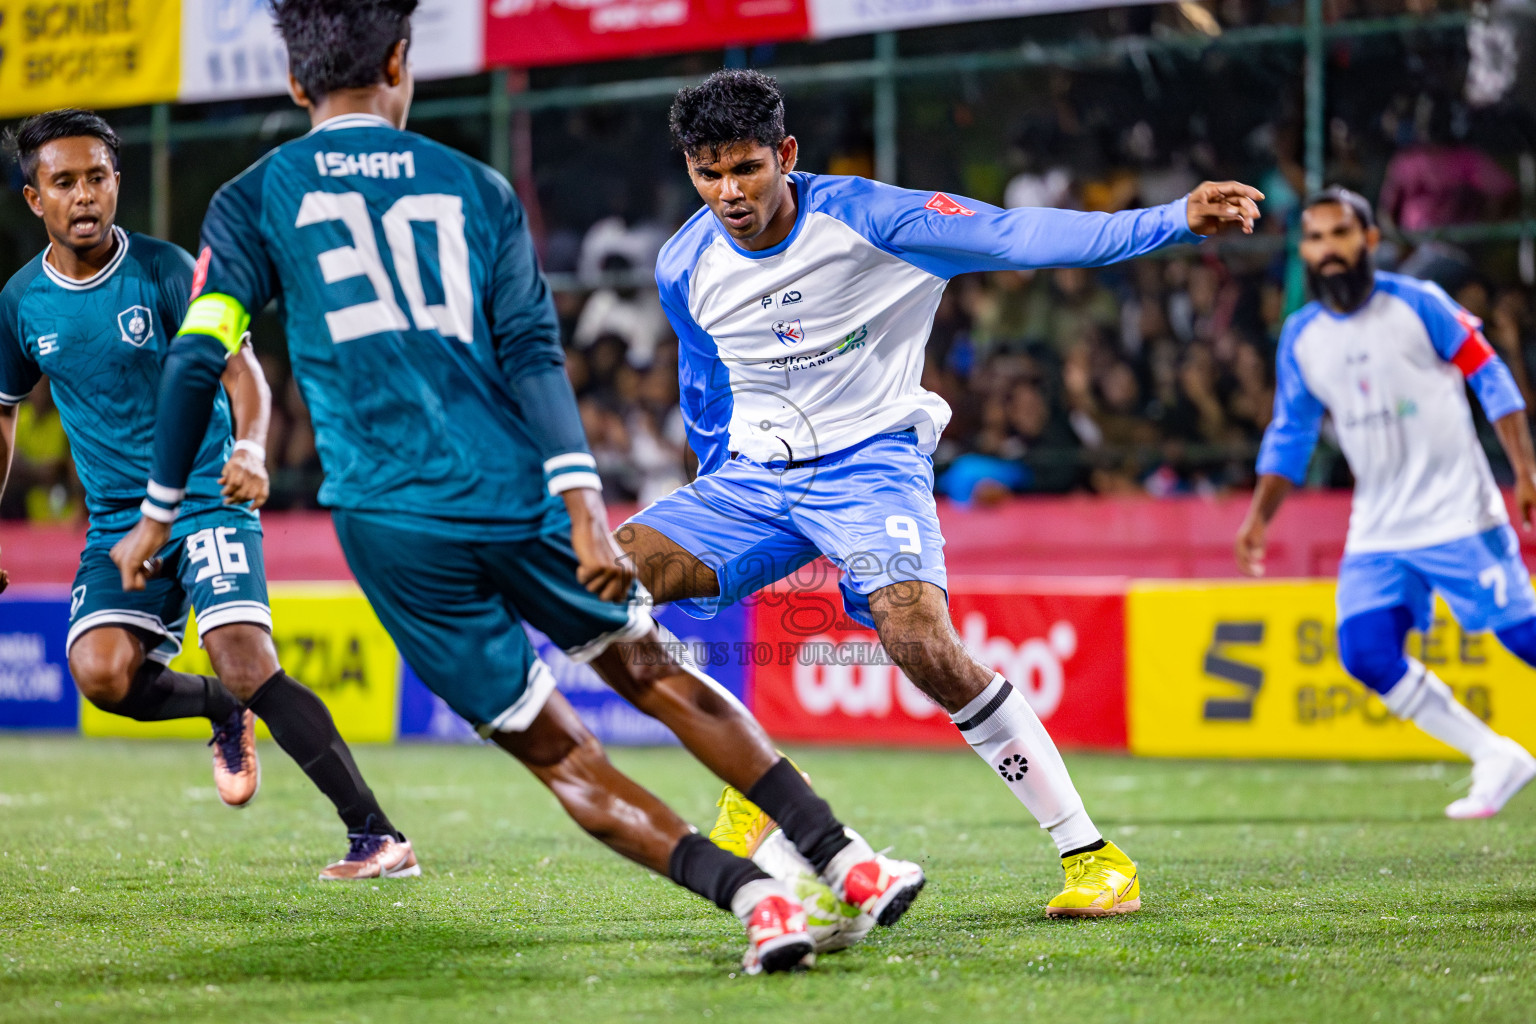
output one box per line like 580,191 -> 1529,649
105,662 -> 242,723
245,670 -> 398,837
745,758 -> 851,873
1062,838 -> 1107,859
668,833 -> 772,911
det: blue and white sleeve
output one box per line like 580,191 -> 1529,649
826,178 -> 1203,279
658,275 -> 731,477
483,175 -> 596,496
1256,326 -> 1326,485
1395,278 -> 1527,422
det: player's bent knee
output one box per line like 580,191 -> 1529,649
68,633 -> 141,708
1494,617 -> 1536,666
1337,610 -> 1412,694
203,624 -> 281,699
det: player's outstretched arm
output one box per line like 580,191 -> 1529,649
218,343 -> 272,509
0,403 -> 15,593
849,177 -> 1262,277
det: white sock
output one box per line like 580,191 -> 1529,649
950,673 -> 1101,855
730,877 -> 789,926
1380,659 -> 1503,762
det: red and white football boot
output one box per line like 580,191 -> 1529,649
735,880 -> 815,975
822,830 -> 926,927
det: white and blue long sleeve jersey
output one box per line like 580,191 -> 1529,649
656,172 -> 1201,472
1258,270 -> 1526,553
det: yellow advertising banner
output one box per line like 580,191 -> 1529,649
1127,580 -> 1536,759
80,583 -> 400,743
0,0 -> 181,118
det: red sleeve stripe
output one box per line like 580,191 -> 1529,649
190,246 -> 212,301
1451,330 -> 1495,377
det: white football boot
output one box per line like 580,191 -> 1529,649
1446,738 -> 1536,819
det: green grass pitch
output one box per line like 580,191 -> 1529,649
2,737 -> 1534,1024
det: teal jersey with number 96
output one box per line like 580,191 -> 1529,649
189,113 -> 584,529
0,229 -> 245,542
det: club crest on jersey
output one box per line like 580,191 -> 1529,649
117,306 -> 154,348
772,319 -> 805,346
925,192 -> 975,217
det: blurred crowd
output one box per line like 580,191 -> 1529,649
5,0 -> 1535,521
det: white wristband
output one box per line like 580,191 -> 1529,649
233,439 -> 266,462
140,498 -> 178,524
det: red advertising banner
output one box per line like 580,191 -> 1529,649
750,577 -> 1127,749
485,0 -> 810,67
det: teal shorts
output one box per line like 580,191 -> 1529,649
68,515 -> 271,664
332,510 -> 651,734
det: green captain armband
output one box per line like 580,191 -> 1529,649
177,293 -> 251,355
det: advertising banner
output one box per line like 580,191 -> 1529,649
1127,580 -> 1536,759
179,0 -> 484,104
79,583 -> 401,743
750,578 -> 1127,748
806,0 -> 1167,40
485,0 -> 809,68
0,589 -> 78,729
0,0 -> 182,118
396,602 -> 751,744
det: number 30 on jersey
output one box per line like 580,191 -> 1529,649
296,191 -> 472,345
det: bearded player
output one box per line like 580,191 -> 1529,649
113,0 -> 923,975
615,69 -> 1263,916
0,109 -> 415,879
1237,187 -> 1536,817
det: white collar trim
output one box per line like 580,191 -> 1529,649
308,113 -> 396,135
42,226 -> 130,292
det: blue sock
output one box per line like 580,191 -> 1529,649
1494,617 -> 1536,667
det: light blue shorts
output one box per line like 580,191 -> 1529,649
627,431 -> 947,629
1337,524 -> 1536,633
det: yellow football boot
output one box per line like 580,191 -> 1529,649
709,785 -> 775,858
1044,841 -> 1140,918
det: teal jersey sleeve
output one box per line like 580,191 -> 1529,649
146,170 -> 272,507
480,170 -> 594,495
0,267 -> 43,406
198,157 -> 280,316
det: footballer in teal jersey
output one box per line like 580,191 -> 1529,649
115,0 -> 916,973
0,110 -> 414,880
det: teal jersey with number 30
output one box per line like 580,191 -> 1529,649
192,113 -> 579,529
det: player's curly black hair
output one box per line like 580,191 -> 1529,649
2,109 -> 120,188
669,69 -> 787,162
270,0 -> 418,103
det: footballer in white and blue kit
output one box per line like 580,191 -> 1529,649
619,70 -> 1266,916
1239,187 -> 1536,818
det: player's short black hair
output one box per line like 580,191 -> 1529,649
669,69 -> 787,161
2,108 -> 120,188
270,0 -> 418,103
1303,186 -> 1376,230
